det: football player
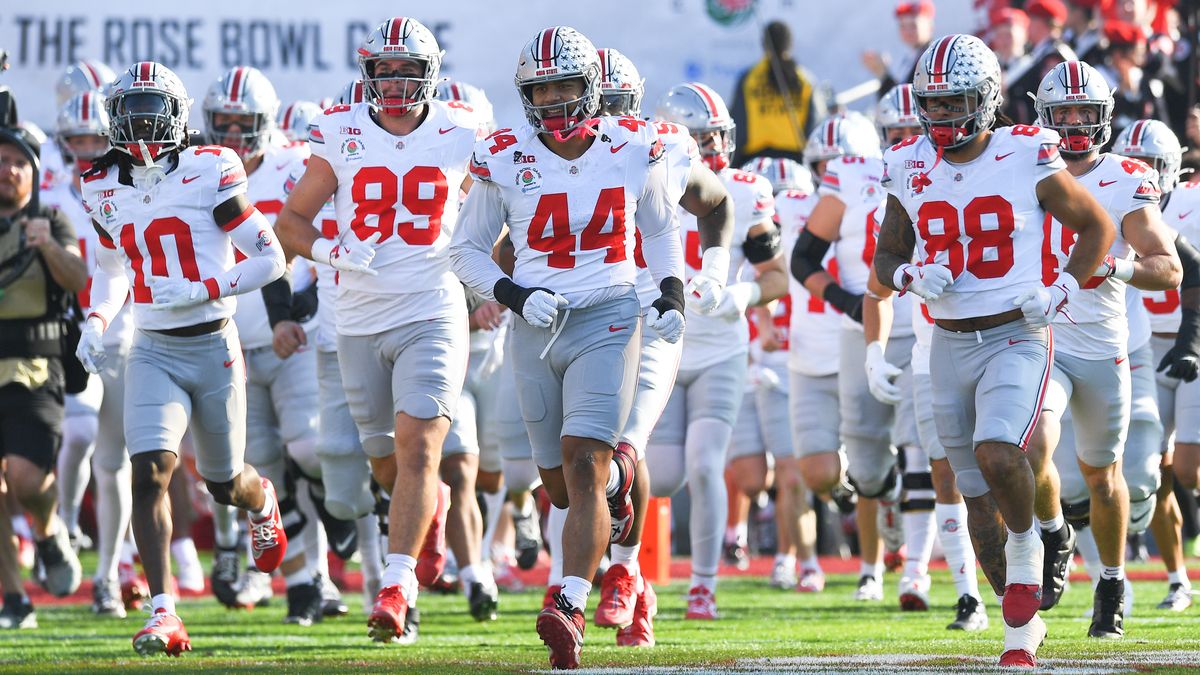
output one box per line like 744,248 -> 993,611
42,61 -> 116,193
872,36 -> 1114,667
449,27 -> 685,669
76,61 -> 288,655
274,18 -> 485,643
276,100 -> 323,144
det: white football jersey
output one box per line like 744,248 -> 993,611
465,115 -> 668,302
233,141 -> 311,350
309,100 -> 479,334
45,182 -> 133,348
633,120 -> 698,309
882,126 -> 1067,320
778,189 -> 841,376
679,167 -> 774,371
1143,180 -> 1200,333
81,145 -> 252,331
1045,153 -> 1159,359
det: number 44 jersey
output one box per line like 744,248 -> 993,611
882,125 -> 1067,320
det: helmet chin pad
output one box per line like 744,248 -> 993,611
1061,132 -> 1094,154
928,123 -> 967,147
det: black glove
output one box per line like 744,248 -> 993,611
492,277 -> 553,317
823,284 -> 864,323
1159,308 -> 1200,382
651,277 -> 685,317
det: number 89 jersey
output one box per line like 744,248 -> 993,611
308,100 -> 480,331
882,126 -> 1067,320
467,115 -> 665,299
81,145 -> 250,331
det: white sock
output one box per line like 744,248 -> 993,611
295,486 -> 327,578
1075,527 -> 1102,582
559,575 -> 591,611
1004,526 -> 1042,586
381,553 -> 417,592
285,567 -> 313,588
935,502 -> 979,599
357,514 -> 383,586
480,489 -> 505,560
775,552 -> 797,569
546,506 -> 568,586
610,543 -> 640,568
151,593 -> 176,615
1100,564 -> 1125,581
1168,570 -> 1190,587
252,492 -> 275,521
473,562 -> 496,589
860,560 -> 883,579
212,502 -> 240,549
902,510 -> 936,578
1038,513 -> 1065,533
170,538 -> 198,566
691,573 -> 717,593
459,564 -> 478,587
605,460 -> 621,497
801,555 -> 820,572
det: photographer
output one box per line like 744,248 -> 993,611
0,111 -> 87,628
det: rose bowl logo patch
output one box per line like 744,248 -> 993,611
340,138 -> 364,162
516,167 -> 543,194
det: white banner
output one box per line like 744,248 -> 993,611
0,1 -> 976,132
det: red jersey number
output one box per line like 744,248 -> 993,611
1143,289 -> 1180,314
120,218 -> 202,303
349,166 -> 447,245
915,196 -> 1015,279
528,189 -> 628,269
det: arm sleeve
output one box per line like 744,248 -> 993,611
635,160 -> 684,286
210,200 -> 286,299
261,272 -> 293,328
86,228 -> 130,330
1177,233 -> 1200,290
449,178 -> 510,300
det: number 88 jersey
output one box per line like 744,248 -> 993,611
308,100 -> 481,331
882,125 -> 1066,320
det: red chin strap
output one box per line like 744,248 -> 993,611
75,159 -> 94,174
545,117 -> 600,142
1061,133 -> 1093,154
127,143 -> 165,163
928,124 -> 965,147
703,154 -> 729,172
378,97 -> 420,116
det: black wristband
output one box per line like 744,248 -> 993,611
652,277 -> 685,315
823,284 -> 864,322
493,278 -> 554,317
261,275 -> 293,328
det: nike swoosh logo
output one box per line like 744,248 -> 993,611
276,163 -> 290,171
610,141 -> 629,154
1008,338 -> 1033,345
1179,211 -> 1193,219
994,152 -> 1014,161
1099,180 -> 1118,187
182,175 -> 201,184
1116,357 -> 1127,365
223,358 -> 235,368
608,325 -> 628,332
335,532 -> 355,553
438,126 -> 456,135
1130,365 -> 1143,371
229,275 -> 241,290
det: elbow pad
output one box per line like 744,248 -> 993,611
790,229 -> 832,284
743,228 -> 781,264
1177,234 -> 1200,290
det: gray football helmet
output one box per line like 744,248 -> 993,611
1035,60 -> 1115,156
1113,119 -> 1184,194
655,82 -> 736,171
202,66 -> 280,159
597,48 -> 644,117
515,26 -> 602,138
912,34 -> 1003,149
357,17 -> 443,115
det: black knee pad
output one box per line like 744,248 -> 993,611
1062,498 -> 1091,530
848,463 -> 899,500
372,479 -> 390,536
278,491 -> 309,539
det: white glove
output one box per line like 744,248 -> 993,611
864,341 -> 902,404
312,231 -> 380,276
1094,254 -> 1134,282
521,290 -> 568,328
684,247 -> 731,315
894,263 -> 954,301
1013,274 -> 1079,328
75,317 -> 107,375
756,363 -> 783,392
148,276 -> 210,309
646,306 -> 685,343
712,281 -> 762,322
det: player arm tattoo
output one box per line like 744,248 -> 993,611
872,194 -> 917,291
680,161 -> 733,249
965,495 -> 1010,598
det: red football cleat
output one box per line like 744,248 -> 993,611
1002,583 -> 1042,628
685,585 -> 718,620
999,649 -> 1037,668
543,584 -> 562,611
416,482 -> 451,588
537,592 -> 586,669
119,561 -> 149,611
594,564 -> 638,628
367,584 -> 410,643
132,608 -> 192,656
616,580 -> 657,647
608,443 -> 636,545
248,478 -> 287,574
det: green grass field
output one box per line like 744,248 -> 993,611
2,561 -> 1199,673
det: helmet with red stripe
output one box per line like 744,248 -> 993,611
741,157 -> 814,195
802,112 -> 881,172
1113,119 -> 1183,194
435,80 -> 495,130
276,100 -> 322,143
55,60 -> 116,107
105,61 -> 190,163
56,91 -> 110,172
202,66 -> 280,159
597,48 -> 644,117
515,26 -> 602,138
1035,60 -> 1114,156
912,34 -> 1003,149
357,17 -> 443,116
335,80 -> 369,106
876,84 -> 922,143
655,82 -> 736,171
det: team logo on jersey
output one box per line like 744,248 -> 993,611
1134,179 -> 1162,201
340,138 -> 365,162
907,172 -> 932,196
516,167 -> 543,194
256,229 -> 273,251
283,173 -> 298,195
513,151 -> 536,164
860,183 -> 881,201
